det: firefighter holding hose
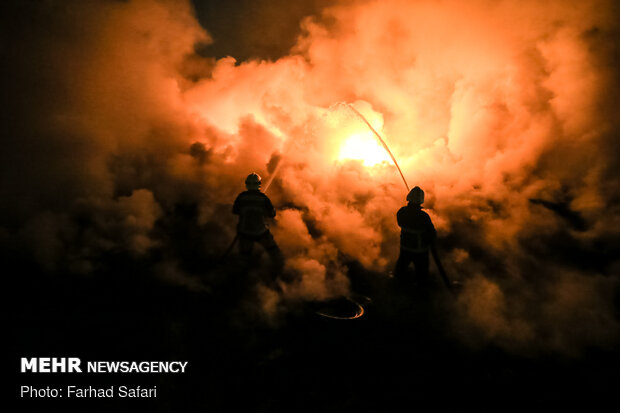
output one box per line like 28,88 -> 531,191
232,173 -> 284,275
395,186 -> 452,291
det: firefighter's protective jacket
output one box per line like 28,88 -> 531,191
397,204 -> 436,253
232,190 -> 276,236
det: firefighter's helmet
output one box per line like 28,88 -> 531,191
407,186 -> 424,204
245,173 -> 262,190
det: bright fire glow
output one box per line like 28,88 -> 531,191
338,132 -> 391,166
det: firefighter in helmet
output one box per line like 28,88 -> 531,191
232,173 -> 283,274
394,186 -> 437,285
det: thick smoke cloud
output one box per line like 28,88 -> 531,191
2,0 -> 619,354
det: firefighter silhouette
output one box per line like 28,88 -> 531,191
394,186 -> 436,286
232,173 -> 284,275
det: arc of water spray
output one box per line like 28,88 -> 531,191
262,159 -> 282,193
260,123 -> 291,193
264,102 -> 410,193
343,103 -> 410,192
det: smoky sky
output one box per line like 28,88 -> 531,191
191,0 -> 337,61
2,0 -> 620,355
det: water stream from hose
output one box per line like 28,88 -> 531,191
265,102 -> 409,193
341,103 -> 410,192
